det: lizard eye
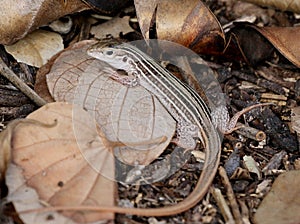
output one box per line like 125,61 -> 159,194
105,50 -> 114,56
122,57 -> 128,62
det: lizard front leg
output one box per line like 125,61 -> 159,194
110,69 -> 140,87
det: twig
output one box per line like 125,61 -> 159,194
232,70 -> 288,95
219,166 -> 243,224
211,187 -> 235,224
0,57 -> 46,107
235,122 -> 266,141
238,199 -> 251,224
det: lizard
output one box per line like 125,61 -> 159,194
22,40 -> 270,217
82,40 -> 271,216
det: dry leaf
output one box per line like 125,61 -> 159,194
254,170 -> 300,224
34,40 -> 98,102
5,30 -> 64,67
6,102 -> 115,223
134,0 -> 159,39
134,0 -> 225,54
250,25 -> 300,68
243,155 -> 262,179
91,16 -> 134,39
231,23 -> 300,67
45,40 -> 176,166
156,0 -> 225,54
0,0 -> 89,45
240,0 -> 300,13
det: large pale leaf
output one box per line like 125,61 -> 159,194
6,102 -> 115,223
46,41 -> 176,166
5,30 -> 64,67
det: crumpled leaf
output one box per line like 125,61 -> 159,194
250,25 -> 300,68
254,170 -> 300,224
134,0 -> 159,39
91,16 -> 134,39
5,102 -> 115,223
231,23 -> 300,67
243,155 -> 262,179
0,0 -> 89,45
240,0 -> 300,13
35,40 -> 98,102
45,40 -> 176,166
5,30 -> 64,68
134,0 -> 225,54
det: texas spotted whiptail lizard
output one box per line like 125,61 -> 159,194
20,41 -> 270,218
83,40 -> 272,216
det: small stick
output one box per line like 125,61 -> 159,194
232,70 -> 287,95
234,122 -> 266,141
238,199 -> 251,224
0,57 -> 46,107
211,187 -> 235,224
219,166 -> 243,224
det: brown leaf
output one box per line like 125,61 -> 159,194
254,170 -> 300,224
134,0 -> 159,39
6,102 -> 115,223
35,40 -> 98,103
231,23 -> 300,67
157,0 -> 225,54
0,0 -> 89,45
134,0 -> 225,54
45,40 -> 176,165
254,26 -> 300,68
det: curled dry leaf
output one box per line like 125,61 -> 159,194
5,30 -> 64,68
6,102 -> 115,223
134,0 -> 225,54
0,0 -> 89,45
243,155 -> 262,179
250,25 -> 300,68
35,40 -> 98,102
134,0 -> 159,39
45,40 -> 176,166
231,23 -> 300,67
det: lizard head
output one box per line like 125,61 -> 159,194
87,41 -> 135,72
